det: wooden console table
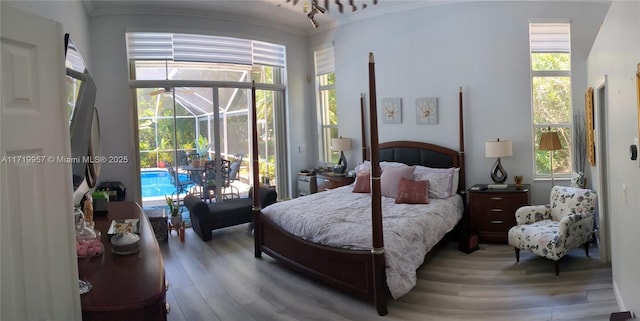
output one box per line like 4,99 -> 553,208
80,201 -> 167,321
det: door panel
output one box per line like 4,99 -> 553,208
1,4 -> 81,321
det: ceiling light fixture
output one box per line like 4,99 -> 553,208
307,0 -> 325,28
297,0 -> 379,28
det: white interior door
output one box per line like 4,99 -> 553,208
1,4 -> 81,321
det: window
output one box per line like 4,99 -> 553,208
126,32 -> 289,200
529,22 -> 572,179
314,45 -> 338,164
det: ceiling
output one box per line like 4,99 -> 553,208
84,0 -> 445,35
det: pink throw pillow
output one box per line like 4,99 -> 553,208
395,177 -> 430,204
380,166 -> 415,198
352,169 -> 371,193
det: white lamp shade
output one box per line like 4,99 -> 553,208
331,137 -> 351,151
485,140 -> 513,158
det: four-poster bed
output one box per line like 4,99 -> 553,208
250,53 -> 466,316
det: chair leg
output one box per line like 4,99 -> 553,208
554,261 -> 560,276
583,241 -> 590,257
514,247 -> 520,262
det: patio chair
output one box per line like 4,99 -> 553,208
203,158 -> 240,202
224,154 -> 243,198
166,161 -> 193,195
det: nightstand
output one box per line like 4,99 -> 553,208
468,184 -> 530,243
297,173 -> 317,196
316,172 -> 355,192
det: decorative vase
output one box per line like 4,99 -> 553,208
192,159 -> 201,168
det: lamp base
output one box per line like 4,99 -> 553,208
490,157 -> 508,184
335,151 -> 347,174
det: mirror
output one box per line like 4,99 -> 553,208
65,34 -> 101,205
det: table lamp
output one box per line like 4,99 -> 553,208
538,126 -> 563,187
485,138 -> 513,185
331,137 -> 351,174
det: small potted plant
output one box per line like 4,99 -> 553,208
165,194 -> 182,227
193,135 -> 209,167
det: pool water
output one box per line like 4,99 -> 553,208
141,169 -> 194,198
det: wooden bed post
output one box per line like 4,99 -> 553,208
360,93 -> 368,162
368,52 -> 388,316
458,87 -> 466,193
251,81 -> 262,258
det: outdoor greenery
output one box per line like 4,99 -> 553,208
136,63 -> 280,184
196,135 -> 210,160
319,72 -> 340,164
532,53 -> 572,176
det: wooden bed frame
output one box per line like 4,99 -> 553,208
249,53 -> 466,316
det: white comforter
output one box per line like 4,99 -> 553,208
260,185 -> 464,299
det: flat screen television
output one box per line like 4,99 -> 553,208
64,34 -> 100,205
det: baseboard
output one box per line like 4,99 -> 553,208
613,280 -> 628,313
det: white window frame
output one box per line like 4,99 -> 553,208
314,44 -> 338,164
529,21 -> 573,180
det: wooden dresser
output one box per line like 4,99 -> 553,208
316,172 -> 355,192
469,184 -> 530,243
80,201 -> 167,321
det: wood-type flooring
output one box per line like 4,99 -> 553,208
161,225 -> 620,321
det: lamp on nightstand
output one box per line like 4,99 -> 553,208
485,138 -> 513,184
331,137 -> 351,174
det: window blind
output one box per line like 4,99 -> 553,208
529,23 -> 571,53
314,45 -> 335,76
253,41 -> 286,67
126,32 -> 285,67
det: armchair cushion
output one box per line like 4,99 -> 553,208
508,220 -> 565,260
508,186 -> 597,263
515,205 -> 551,225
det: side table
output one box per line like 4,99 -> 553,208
316,172 -> 355,192
468,184 -> 530,243
144,208 -> 168,242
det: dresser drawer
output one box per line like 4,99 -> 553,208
469,185 -> 530,243
316,173 -> 354,192
472,194 -> 525,215
475,211 -> 514,232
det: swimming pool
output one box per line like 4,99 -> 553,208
141,168 -> 194,198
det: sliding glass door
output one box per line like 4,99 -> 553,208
136,84 -> 284,208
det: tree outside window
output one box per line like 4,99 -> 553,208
530,23 -> 573,179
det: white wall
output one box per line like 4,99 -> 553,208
587,1 -> 640,314
4,0 -> 92,69
310,1 -> 610,204
89,14 -> 309,201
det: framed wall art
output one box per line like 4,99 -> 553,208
416,97 -> 438,125
382,98 -> 402,124
585,87 -> 596,167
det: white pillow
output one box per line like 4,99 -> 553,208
356,162 -> 460,196
380,161 -> 408,169
380,166 -> 416,198
355,161 -> 371,173
354,160 -> 407,174
413,166 -> 457,199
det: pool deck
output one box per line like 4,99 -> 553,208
141,179 -> 252,208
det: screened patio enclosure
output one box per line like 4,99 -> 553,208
127,32 -> 288,204
135,64 -> 282,203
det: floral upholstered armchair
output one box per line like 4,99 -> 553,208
507,186 -> 597,275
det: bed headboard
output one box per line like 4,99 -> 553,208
371,140 -> 465,194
